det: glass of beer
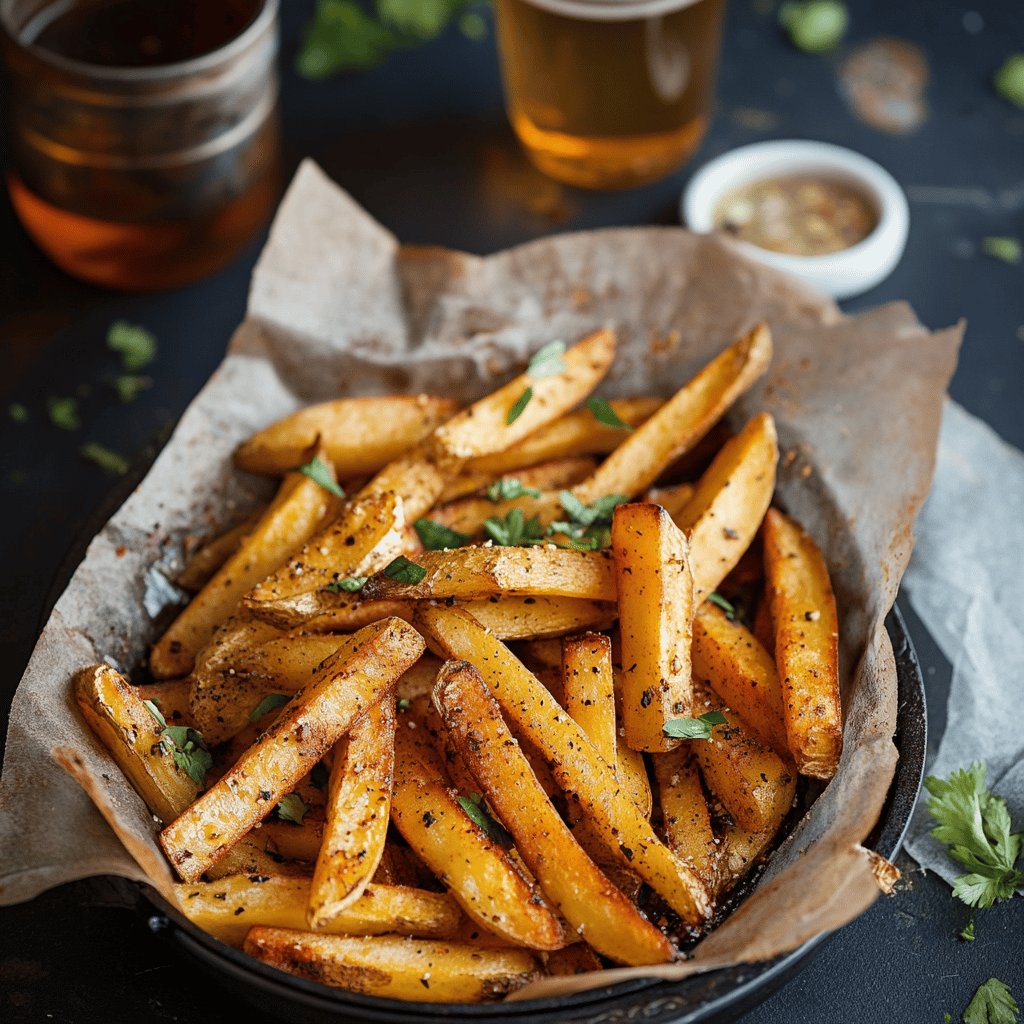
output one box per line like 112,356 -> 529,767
0,0 -> 281,290
493,0 -> 727,190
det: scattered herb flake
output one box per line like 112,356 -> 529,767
8,403 -> 27,423
457,793 -> 513,847
526,339 -> 566,379
415,518 -> 469,550
249,693 -> 291,722
663,710 -> 728,740
778,0 -> 848,53
384,555 -> 427,585
277,793 -> 309,825
158,725 -> 213,787
114,374 -> 153,403
107,320 -> 157,371
487,478 -> 541,502
982,237 -> 1022,265
81,442 -> 129,476
707,592 -> 739,620
397,697 -> 411,712
559,490 -> 628,527
994,54 -> 1024,109
484,508 -> 545,547
507,386 -> 533,425
292,454 -> 345,498
47,396 -> 80,431
325,576 -> 368,593
963,978 -> 1019,1024
960,918 -> 976,942
585,396 -> 634,431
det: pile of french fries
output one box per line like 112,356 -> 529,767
74,323 -> 843,1003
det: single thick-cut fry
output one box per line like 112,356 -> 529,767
467,596 -> 618,640
176,875 -> 462,946
465,397 -> 662,476
308,700 -> 395,928
428,329 -> 616,461
247,491 -> 406,611
160,618 -> 425,882
244,929 -> 541,1003
433,660 -> 674,966
362,546 -> 616,603
390,720 -> 564,951
616,744 -> 653,819
674,413 -> 778,601
178,513 -> 260,591
561,633 -> 616,766
234,395 -> 460,476
355,447 -> 448,525
652,750 -> 717,886
612,503 -> 695,752
693,687 -> 797,834
151,461 -> 339,678
572,324 -> 772,504
416,605 -> 712,925
74,665 -> 199,824
692,604 -> 788,756
762,507 -> 842,779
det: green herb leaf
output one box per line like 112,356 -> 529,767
296,0 -> 398,78
415,518 -> 469,550
526,340 -> 566,379
507,386 -> 533,425
47,396 -> 80,431
707,592 -> 739,620
484,508 -> 545,547
663,710 -> 728,740
946,1014 -> 953,1024
158,725 -> 213,787
107,320 -> 157,371
114,374 -> 153,403
982,237 -> 1022,265
249,693 -> 291,722
325,576 -> 368,593
384,555 -> 427,585
81,442 -> 129,476
585,397 -> 634,431
546,520 -> 612,551
925,762 -> 1024,909
457,793 -> 513,847
8,403 -> 27,423
994,54 -> 1024,109
487,478 -> 542,502
778,0 -> 848,53
963,978 -> 1019,1024
292,454 -> 346,499
558,490 -> 629,527
397,697 -> 411,711
144,699 -> 167,730
960,918 -> 976,942
277,793 -> 309,825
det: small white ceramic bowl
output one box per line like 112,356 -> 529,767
681,140 -> 909,301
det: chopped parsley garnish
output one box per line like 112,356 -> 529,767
249,693 -> 291,722
960,918 -> 976,942
457,793 -> 513,847
325,576 -> 368,593
559,490 -> 629,526
487,478 -> 541,502
383,555 -> 427,585
925,762 -> 1024,909
292,454 -> 345,498
276,793 -> 309,825
161,726 -> 213,787
107,320 -> 157,371
415,518 -> 469,550
526,340 -> 566,379
8,403 -> 27,423
81,442 -> 129,476
663,710 -> 728,740
47,396 -> 80,431
586,396 -> 634,431
963,978 -> 1019,1024
114,374 -> 153,403
484,508 -> 545,547
507,386 -> 533,425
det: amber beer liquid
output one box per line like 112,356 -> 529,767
1,0 -> 281,290
494,0 -> 726,190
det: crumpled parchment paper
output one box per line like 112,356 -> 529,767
0,161 -> 962,992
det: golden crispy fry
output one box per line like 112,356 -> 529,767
246,491 -> 405,612
176,875 -> 462,946
612,503 -> 695,752
355,447 -> 448,525
692,604 -> 788,756
561,633 -> 616,766
643,482 -> 695,519
572,324 -> 772,504
692,687 -> 797,834
464,397 -> 662,476
151,462 -> 339,678
135,679 -> 192,727
416,605 -> 712,926
160,618 -> 425,882
615,744 -> 653,820
178,514 -> 260,591
234,396 -> 460,477
244,928 -> 541,1003
437,456 -> 597,505
362,546 -> 616,603
673,413 -> 778,602
308,701 -> 396,927
762,508 -> 842,779
715,824 -> 775,896
545,944 -> 604,976
652,750 -> 717,887
390,718 -> 564,951
74,665 -> 199,824
428,329 -> 616,462
433,660 -> 674,966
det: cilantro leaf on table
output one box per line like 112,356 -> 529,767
107,320 -> 157,371
81,442 -> 129,476
415,518 -> 469,550
963,978 -> 1019,1024
663,710 -> 728,740
292,454 -> 346,498
925,762 -> 1024,909
457,793 -> 513,847
487,478 -> 541,502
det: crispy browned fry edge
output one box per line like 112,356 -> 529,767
416,605 -> 712,926
308,700 -> 395,927
390,718 -> 565,951
160,618 -> 425,882
434,660 -> 674,966
234,395 -> 460,476
178,513 -> 260,591
243,928 -> 542,1003
762,507 -> 843,779
651,750 -> 718,888
74,664 -> 199,824
612,503 -> 695,752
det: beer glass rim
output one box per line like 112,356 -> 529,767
504,0 -> 704,21
0,0 -> 278,81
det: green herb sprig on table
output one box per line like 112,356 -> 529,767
962,978 -> 1019,1024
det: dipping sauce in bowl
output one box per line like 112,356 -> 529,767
714,175 -> 879,257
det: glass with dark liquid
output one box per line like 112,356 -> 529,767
494,0 -> 726,190
1,0 -> 281,290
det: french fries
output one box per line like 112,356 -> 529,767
244,929 -> 542,1002
762,508 -> 843,779
652,750 -> 718,887
178,513 -> 260,591
560,633 -> 616,765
